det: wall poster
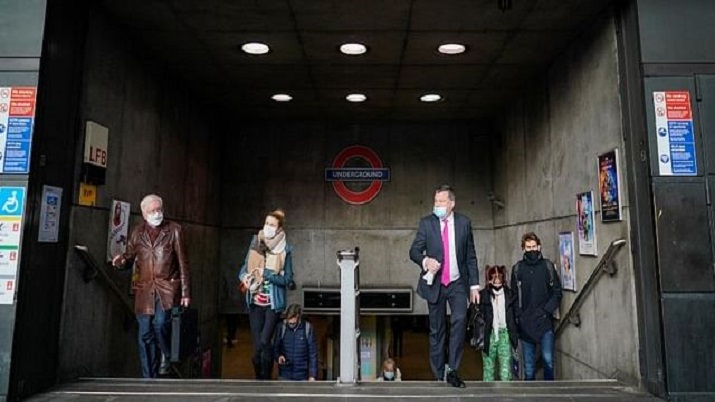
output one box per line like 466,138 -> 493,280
597,149 -> 622,222
107,200 -> 131,262
576,191 -> 597,256
558,232 -> 576,292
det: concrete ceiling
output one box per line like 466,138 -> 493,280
100,0 -> 613,121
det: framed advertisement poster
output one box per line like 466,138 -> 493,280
558,232 -> 576,292
598,149 -> 622,222
107,200 -> 131,262
576,191 -> 597,256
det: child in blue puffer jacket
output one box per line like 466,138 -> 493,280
273,304 -> 318,381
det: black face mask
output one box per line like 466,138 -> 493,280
491,284 -> 504,291
524,250 -> 542,263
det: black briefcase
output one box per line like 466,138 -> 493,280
170,307 -> 199,363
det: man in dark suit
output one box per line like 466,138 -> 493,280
409,185 -> 480,387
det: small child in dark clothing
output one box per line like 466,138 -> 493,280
479,265 -> 518,381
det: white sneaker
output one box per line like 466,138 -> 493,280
159,353 -> 171,375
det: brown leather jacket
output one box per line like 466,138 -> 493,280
123,221 -> 190,315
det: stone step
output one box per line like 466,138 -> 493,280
25,378 -> 664,401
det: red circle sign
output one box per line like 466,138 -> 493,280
330,145 -> 386,205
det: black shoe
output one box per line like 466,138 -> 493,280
446,371 -> 466,388
252,358 -> 263,379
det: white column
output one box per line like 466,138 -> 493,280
337,248 -> 360,384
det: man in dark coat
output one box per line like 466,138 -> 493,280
409,184 -> 480,387
511,232 -> 562,381
113,194 -> 191,378
273,304 -> 318,381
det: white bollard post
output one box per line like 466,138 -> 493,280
336,248 -> 360,384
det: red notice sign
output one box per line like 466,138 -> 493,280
665,91 -> 691,120
9,87 -> 37,117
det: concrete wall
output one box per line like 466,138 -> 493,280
58,8 -> 222,379
492,15 -> 640,383
220,121 -> 493,315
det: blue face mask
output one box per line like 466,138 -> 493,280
383,371 -> 395,380
433,206 -> 447,219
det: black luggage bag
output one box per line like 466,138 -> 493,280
170,307 -> 199,363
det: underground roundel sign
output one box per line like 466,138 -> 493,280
325,145 -> 390,205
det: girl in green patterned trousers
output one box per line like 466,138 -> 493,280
479,265 -> 519,381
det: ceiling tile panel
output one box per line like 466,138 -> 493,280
480,65 -> 542,90
522,0 -> 610,31
317,89 -> 396,108
394,89 -> 471,106
224,89 -> 318,105
410,0 -> 534,31
496,32 -> 572,64
310,65 -> 399,89
291,0 -> 412,31
301,32 -> 404,64
101,0 -> 183,31
139,31 -> 208,63
401,32 -> 508,64
197,32 -> 304,64
465,89 -> 521,107
399,65 -> 489,89
221,65 -> 314,90
169,0 -> 294,31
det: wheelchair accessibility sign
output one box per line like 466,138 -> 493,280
0,186 -> 26,248
0,187 -> 25,216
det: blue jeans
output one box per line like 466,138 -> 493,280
522,329 -> 555,381
136,294 -> 172,378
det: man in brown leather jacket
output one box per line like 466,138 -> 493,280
112,194 -> 191,378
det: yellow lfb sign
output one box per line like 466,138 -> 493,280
79,182 -> 97,206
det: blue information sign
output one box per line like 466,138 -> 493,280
0,187 -> 26,216
667,121 -> 696,175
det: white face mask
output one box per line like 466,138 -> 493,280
263,225 -> 277,239
146,212 -> 163,227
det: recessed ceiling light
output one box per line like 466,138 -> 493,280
438,43 -> 466,55
340,43 -> 367,55
241,42 -> 270,55
346,93 -> 367,102
420,94 -> 442,102
271,94 -> 292,102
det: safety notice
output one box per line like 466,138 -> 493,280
652,91 -> 697,176
0,186 -> 25,304
0,87 -> 37,174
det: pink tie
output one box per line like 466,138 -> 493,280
441,218 -> 450,286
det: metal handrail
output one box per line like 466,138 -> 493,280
555,238 -> 627,336
73,245 -> 135,328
